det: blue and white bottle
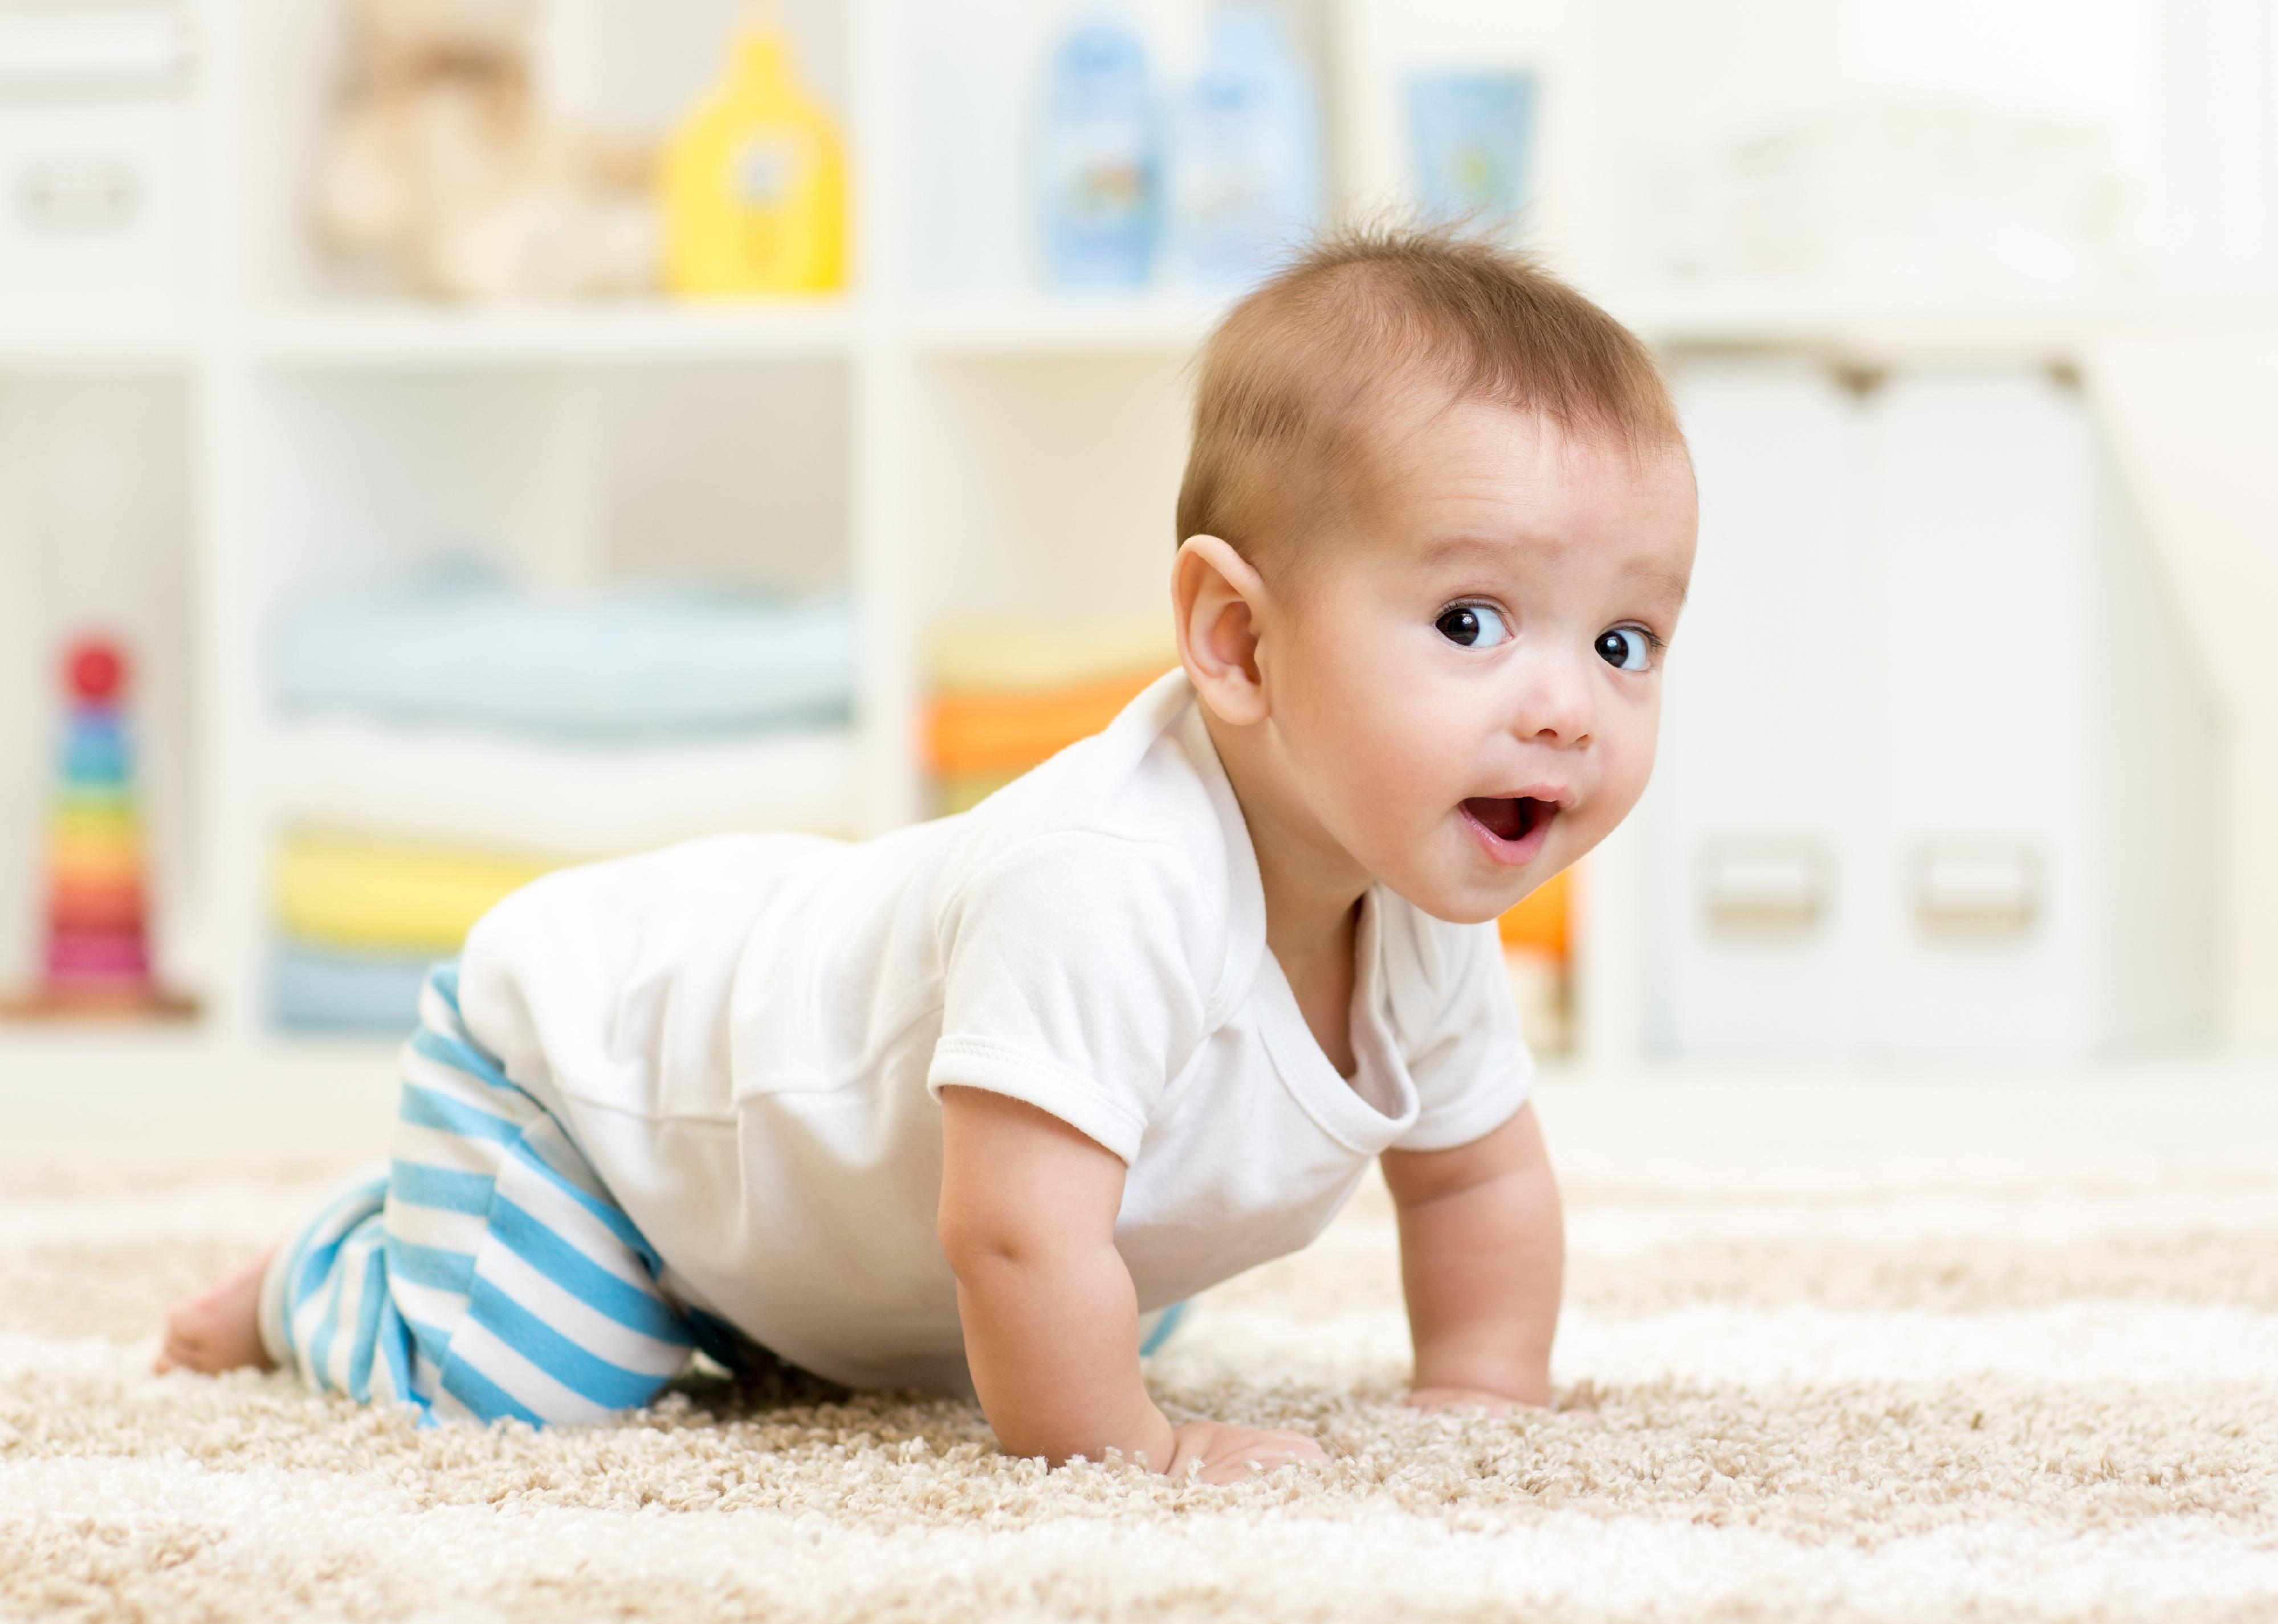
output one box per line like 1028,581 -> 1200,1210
1036,10 -> 1163,293
1170,3 -> 1324,293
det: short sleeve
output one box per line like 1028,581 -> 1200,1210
927,833 -> 1213,1164
1384,908 -> 1533,1153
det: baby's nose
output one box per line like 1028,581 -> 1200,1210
1510,655 -> 1593,746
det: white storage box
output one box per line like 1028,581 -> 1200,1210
1646,363 -> 1868,1054
0,2 -> 193,316
1647,361 -> 2216,1059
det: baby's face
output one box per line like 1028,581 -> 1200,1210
1265,401 -> 1697,924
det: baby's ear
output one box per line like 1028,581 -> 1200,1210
1172,535 -> 1270,727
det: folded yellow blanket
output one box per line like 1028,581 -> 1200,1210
275,833 -> 560,953
926,667 -> 1169,776
928,613 -> 1175,693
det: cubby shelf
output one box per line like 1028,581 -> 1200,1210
0,314 -> 191,369
250,299 -> 863,368
1616,286 -> 2278,360
244,297 -> 1229,367
6,287 -> 2236,381
904,297 -> 1229,357
1,0 -> 2231,1079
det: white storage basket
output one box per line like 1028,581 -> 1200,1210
0,3 -> 193,315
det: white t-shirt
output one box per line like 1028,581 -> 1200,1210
458,670 -> 1531,1393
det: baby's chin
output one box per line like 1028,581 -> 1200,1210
1372,822 -> 1555,927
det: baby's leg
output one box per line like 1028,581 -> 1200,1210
153,1162 -> 394,1388
158,962 -> 699,1425
154,1247 -> 276,1374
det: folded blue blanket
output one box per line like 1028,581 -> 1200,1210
269,940 -> 437,1034
271,568 -> 855,738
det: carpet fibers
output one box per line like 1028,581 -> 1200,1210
4,1139 -> 2276,1621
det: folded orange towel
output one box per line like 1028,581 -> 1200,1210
1498,868 -> 1570,959
925,667 -> 1169,776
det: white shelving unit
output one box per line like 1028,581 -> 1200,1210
0,0 -> 1253,1064
248,303 -> 862,368
0,0 -> 2253,1076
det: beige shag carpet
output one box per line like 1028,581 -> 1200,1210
5,1121 -> 2277,1621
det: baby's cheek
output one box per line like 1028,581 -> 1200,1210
1364,691 -> 1468,792
1310,707 -> 1445,852
1297,638 -> 1472,828
1588,722 -> 1660,831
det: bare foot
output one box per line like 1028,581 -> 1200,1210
154,1250 -> 277,1376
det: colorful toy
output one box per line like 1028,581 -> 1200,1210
5,635 -> 192,1019
313,0 -> 659,301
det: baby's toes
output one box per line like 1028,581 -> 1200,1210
153,1308 -> 200,1372
155,1295 -> 225,1373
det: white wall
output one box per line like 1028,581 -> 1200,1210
2089,327 -> 2278,1044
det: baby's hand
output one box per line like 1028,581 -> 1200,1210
1160,1419 -> 1327,1485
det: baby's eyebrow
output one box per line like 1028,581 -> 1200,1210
1625,566 -> 1692,607
1413,532 -> 1512,568
1417,534 -> 1693,609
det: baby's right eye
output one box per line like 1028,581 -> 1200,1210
1435,604 -> 1511,648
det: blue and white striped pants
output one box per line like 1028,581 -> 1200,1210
261,963 -> 1190,1426
258,964 -> 708,1426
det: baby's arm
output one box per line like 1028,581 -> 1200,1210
1380,1102 -> 1564,1410
937,1086 -> 1325,1483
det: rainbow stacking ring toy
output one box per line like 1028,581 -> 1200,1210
4,636 -> 193,1019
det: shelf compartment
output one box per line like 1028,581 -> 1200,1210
0,372 -> 201,1021
909,350 -> 1189,627
246,357 -> 851,598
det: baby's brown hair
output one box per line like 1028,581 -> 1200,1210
1176,227 -> 1686,578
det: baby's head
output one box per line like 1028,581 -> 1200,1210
1172,228 -> 1697,925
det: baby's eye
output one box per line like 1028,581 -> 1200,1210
1435,603 -> 1511,648
1595,627 -> 1653,671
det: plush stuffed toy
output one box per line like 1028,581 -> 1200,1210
313,0 -> 658,300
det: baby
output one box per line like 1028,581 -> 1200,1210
159,228 -> 1697,1485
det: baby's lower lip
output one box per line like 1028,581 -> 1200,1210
1460,797 -> 1557,867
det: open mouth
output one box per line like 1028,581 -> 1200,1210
1460,795 -> 1559,864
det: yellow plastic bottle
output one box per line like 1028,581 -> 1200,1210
662,3 -> 848,296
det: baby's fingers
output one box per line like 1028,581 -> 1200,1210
1196,1455 -> 1306,1485
1196,1433 -> 1326,1485
1269,1429 -> 1330,1460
